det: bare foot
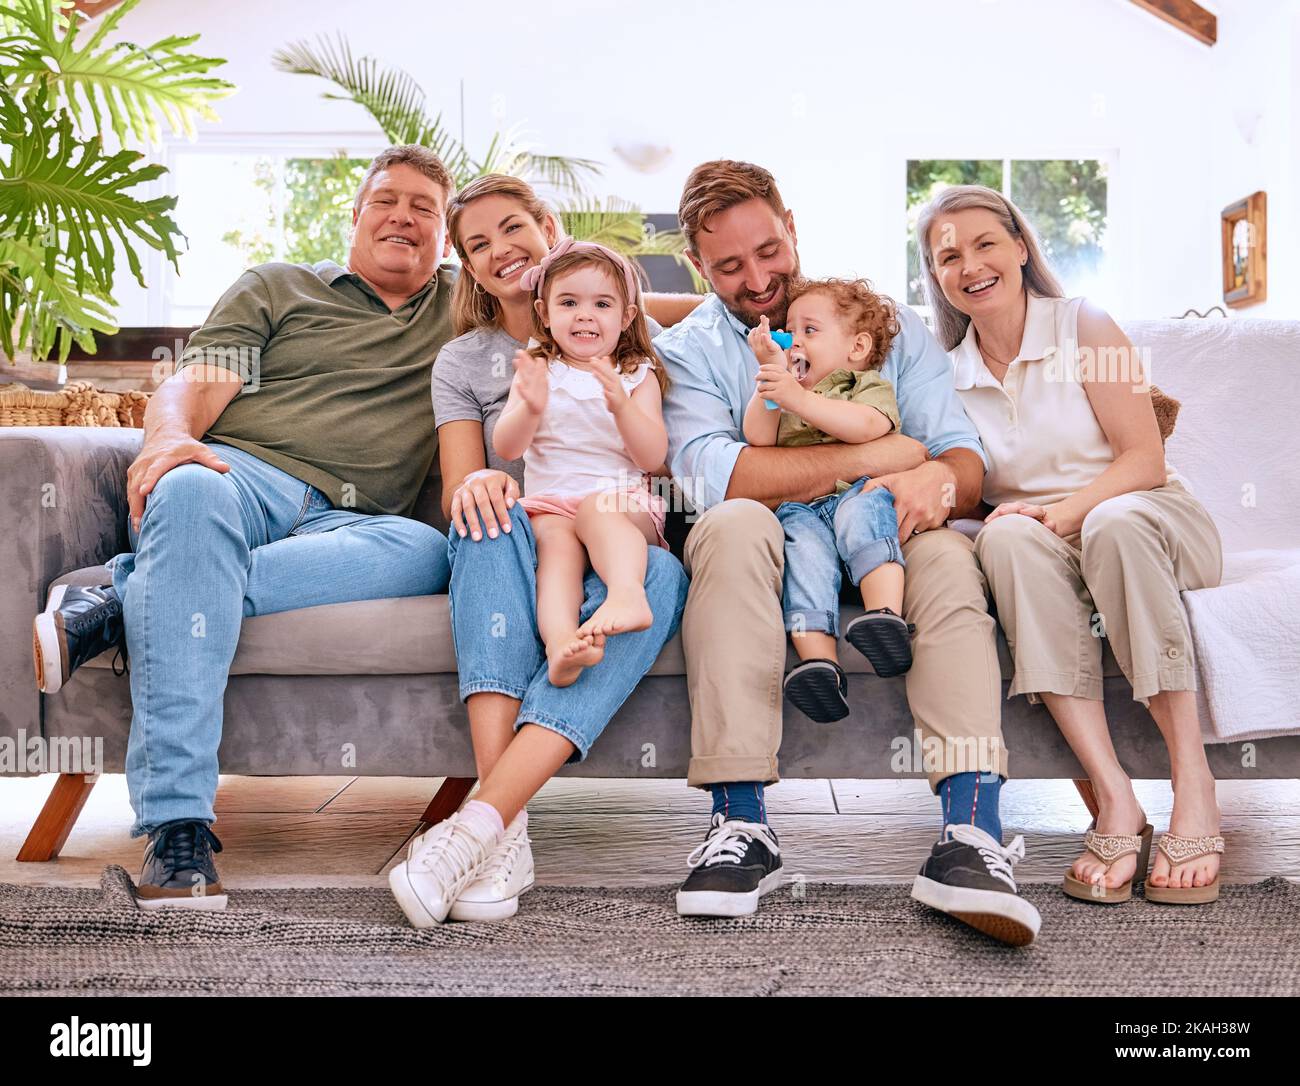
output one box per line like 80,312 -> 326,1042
547,633 -> 606,687
1070,781 -> 1147,891
576,588 -> 653,639
1148,772 -> 1221,889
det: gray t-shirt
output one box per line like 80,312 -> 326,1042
431,318 -> 662,492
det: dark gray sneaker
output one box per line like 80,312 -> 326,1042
911,823 -> 1041,946
135,820 -> 227,911
675,813 -> 783,917
33,583 -> 125,694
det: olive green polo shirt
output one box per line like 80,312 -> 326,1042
777,366 -> 901,496
175,259 -> 455,517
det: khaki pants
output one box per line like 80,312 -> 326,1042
972,482 -> 1223,706
681,499 -> 1008,790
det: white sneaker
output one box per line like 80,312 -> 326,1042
388,813 -> 494,928
449,815 -> 534,921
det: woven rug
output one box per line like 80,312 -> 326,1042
2,866 -> 1297,996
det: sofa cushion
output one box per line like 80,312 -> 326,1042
55,563 -> 1126,681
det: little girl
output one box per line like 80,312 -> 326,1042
743,277 -> 912,723
493,238 -> 669,687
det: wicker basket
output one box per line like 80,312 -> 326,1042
0,380 -> 149,428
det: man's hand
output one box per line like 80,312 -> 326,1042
863,459 -> 958,543
127,433 -> 230,534
450,468 -> 520,541
512,349 -> 549,414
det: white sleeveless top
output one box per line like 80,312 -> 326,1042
950,295 -> 1181,508
523,356 -> 657,498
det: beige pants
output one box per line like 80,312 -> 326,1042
681,499 -> 1007,790
972,482 -> 1223,706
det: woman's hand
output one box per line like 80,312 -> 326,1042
450,468 -> 520,541
984,500 -> 1060,535
512,349 -> 549,415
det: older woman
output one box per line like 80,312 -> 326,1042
388,174 -> 691,927
916,185 -> 1225,905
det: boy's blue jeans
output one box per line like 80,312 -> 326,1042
107,442 -> 451,837
776,477 -> 904,639
446,505 -> 688,759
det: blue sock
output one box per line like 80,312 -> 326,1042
710,782 -> 767,826
938,772 -> 1003,843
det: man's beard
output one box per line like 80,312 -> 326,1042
721,265 -> 800,330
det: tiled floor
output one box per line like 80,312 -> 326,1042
2,774 -> 1297,889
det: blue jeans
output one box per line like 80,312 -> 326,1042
776,477 -> 904,638
446,505 -> 688,759
107,442 -> 450,837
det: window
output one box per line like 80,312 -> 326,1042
162,142 -> 377,326
906,158 -> 1109,306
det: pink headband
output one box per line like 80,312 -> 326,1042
519,236 -> 641,306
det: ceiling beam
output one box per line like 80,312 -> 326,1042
1130,0 -> 1218,46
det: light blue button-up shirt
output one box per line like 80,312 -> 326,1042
653,293 -> 989,511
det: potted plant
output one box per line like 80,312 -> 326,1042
0,0 -> 233,386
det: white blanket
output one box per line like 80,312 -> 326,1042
1184,549 -> 1300,742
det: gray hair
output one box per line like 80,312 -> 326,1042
353,144 -> 454,213
915,185 -> 1064,351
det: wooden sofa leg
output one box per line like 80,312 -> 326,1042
418,776 -> 476,828
1072,778 -> 1100,820
17,772 -> 98,862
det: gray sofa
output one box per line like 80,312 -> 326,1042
4,318 -> 1299,858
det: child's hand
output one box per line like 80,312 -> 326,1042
746,315 -> 788,368
512,349 -> 549,414
756,361 -> 805,411
575,355 -> 629,416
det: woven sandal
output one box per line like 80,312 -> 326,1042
1062,822 -> 1154,904
1143,833 -> 1225,904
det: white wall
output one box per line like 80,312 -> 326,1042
108,0 -> 1299,324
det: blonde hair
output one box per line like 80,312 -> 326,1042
677,159 -> 787,255
915,185 -> 1064,350
786,277 -> 900,371
528,246 -> 668,395
446,174 -> 557,336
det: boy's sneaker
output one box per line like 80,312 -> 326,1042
675,812 -> 783,917
449,814 -> 534,921
844,607 -> 914,678
389,812 -> 494,928
911,823 -> 1041,946
783,658 -> 850,723
135,819 -> 227,910
33,583 -> 125,695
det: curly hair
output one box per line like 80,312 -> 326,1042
785,277 -> 901,371
527,246 -> 668,395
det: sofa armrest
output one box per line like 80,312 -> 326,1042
0,427 -> 141,741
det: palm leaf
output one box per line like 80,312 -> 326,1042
559,196 -> 707,293
0,235 -> 117,362
0,86 -> 184,295
0,0 -> 234,144
272,34 -> 474,184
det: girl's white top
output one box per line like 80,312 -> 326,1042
523,357 -> 657,498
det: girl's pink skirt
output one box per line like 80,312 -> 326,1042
519,486 -> 669,550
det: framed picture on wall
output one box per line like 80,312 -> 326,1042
1221,191 -> 1267,308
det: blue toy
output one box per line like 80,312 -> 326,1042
764,329 -> 793,410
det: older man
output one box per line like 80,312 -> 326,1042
654,160 -> 1040,945
32,145 -> 458,909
